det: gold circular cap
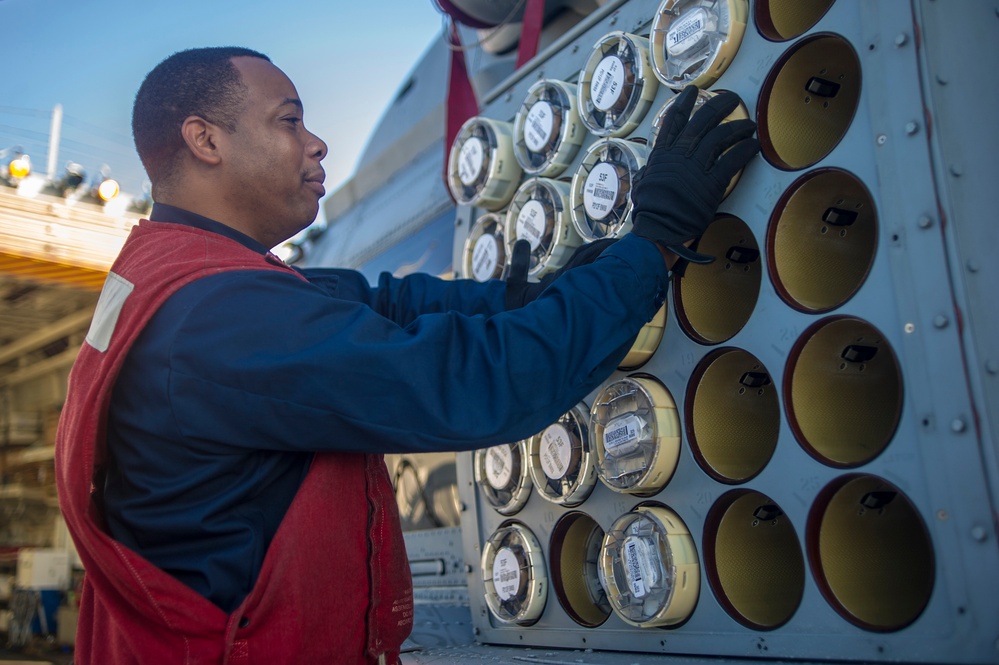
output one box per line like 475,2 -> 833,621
768,168 -> 877,312
705,490 -> 804,629
808,475 -> 934,631
786,317 -> 902,467
758,34 -> 861,171
687,348 -> 779,483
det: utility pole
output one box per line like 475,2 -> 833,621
46,104 -> 62,180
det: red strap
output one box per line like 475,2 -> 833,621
516,0 -> 546,69
444,20 -> 480,201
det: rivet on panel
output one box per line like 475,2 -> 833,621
951,418 -> 967,433
950,164 -> 964,177
935,74 -> 948,85
504,92 -> 513,102
917,216 -> 934,229
905,121 -> 919,135
904,323 -> 915,334
966,260 -> 980,273
936,509 -> 948,521
876,134 -> 887,146
985,359 -> 999,375
933,315 -> 949,329
971,525 -> 988,542
894,33 -> 908,47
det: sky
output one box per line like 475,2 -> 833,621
0,0 -> 445,221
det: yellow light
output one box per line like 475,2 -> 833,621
8,154 -> 31,180
97,178 -> 120,202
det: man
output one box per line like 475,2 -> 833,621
55,47 -> 757,664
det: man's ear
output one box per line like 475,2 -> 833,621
180,116 -> 223,166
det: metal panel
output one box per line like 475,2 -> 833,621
453,1 -> 999,662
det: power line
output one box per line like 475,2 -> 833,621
62,115 -> 133,146
1,107 -> 134,147
0,124 -> 50,142
0,106 -> 50,118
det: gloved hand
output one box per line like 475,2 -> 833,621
630,85 -> 760,265
505,237 -> 618,309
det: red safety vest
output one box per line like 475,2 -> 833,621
55,220 -> 413,664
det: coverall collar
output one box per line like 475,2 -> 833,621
149,202 -> 271,256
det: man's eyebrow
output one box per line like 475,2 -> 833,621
278,98 -> 304,111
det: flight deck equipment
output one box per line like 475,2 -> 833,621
526,404 -> 597,507
577,31 -> 658,138
474,441 -> 532,516
590,375 -> 681,496
513,79 -> 586,178
599,504 -> 699,627
481,521 -> 548,625
649,0 -> 749,90
430,0 -> 999,661
618,304 -> 667,371
447,117 -> 522,211
461,212 -> 508,282
504,177 -> 583,277
569,137 -> 647,242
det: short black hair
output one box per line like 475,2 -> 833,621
132,46 -> 270,187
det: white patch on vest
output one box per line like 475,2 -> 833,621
85,272 -> 134,352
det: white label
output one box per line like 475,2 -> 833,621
516,200 -> 547,251
471,233 -> 500,282
86,271 -> 135,353
583,162 -> 620,221
524,101 -> 555,153
457,137 -> 486,185
604,414 -> 642,458
667,7 -> 709,57
539,424 -> 573,480
493,547 -> 521,601
590,55 -> 625,112
623,535 -> 657,599
485,445 -> 514,488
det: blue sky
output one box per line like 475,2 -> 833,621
0,0 -> 444,215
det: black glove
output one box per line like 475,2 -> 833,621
630,85 -> 760,265
505,238 -> 618,309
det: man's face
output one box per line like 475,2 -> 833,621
221,57 -> 328,247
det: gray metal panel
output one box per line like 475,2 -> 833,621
911,0 -> 999,514
406,527 -> 470,590
306,140 -> 452,271
401,643 -> 837,665
452,1 -> 999,663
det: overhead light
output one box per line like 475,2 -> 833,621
8,153 -> 31,180
97,177 -> 120,202
2,147 -> 31,185
41,161 -> 86,197
92,165 -> 119,204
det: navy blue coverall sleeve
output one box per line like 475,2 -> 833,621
164,233 -> 667,454
297,266 -> 510,325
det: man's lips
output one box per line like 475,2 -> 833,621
305,172 -> 326,197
